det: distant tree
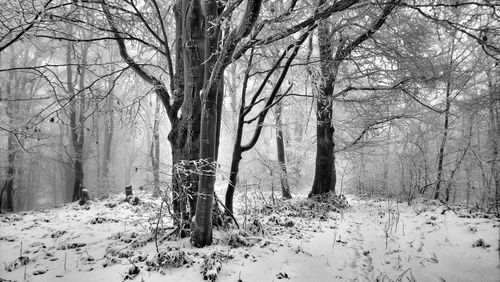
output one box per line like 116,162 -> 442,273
64,26 -> 91,201
274,100 -> 292,199
1,54 -> 19,212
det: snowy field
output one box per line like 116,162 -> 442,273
1,193 -> 498,282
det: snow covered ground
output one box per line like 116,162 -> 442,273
1,193 -> 498,282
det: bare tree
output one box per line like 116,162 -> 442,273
309,0 -> 399,197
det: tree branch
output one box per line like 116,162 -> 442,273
0,0 -> 54,53
337,114 -> 412,152
101,0 -> 176,123
241,26 -> 315,151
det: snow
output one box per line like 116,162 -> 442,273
1,193 -> 498,282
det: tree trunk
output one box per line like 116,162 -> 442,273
165,0 -> 206,233
169,146 -> 189,232
193,85 -> 218,246
309,98 -> 336,196
4,133 -> 16,212
0,184 -> 5,211
103,62 -> 114,190
103,97 -> 113,189
2,53 -> 18,212
225,56 -> 249,214
226,146 -> 242,214
180,0 -> 204,218
275,102 -> 292,199
225,84 -> 246,214
67,38 -> 90,202
193,0 -> 221,247
3,77 -> 17,212
72,160 -> 84,201
96,128 -> 102,190
167,1 -> 190,233
434,43 -> 455,201
151,95 -> 161,196
310,19 -> 336,197
487,64 -> 500,208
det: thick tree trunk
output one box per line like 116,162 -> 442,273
169,145 -> 189,232
167,0 -> 207,228
169,1 -> 188,230
193,86 -> 218,246
309,98 -> 336,197
180,0 -> 204,218
193,0 -> 221,247
310,18 -> 337,197
275,102 -> 291,199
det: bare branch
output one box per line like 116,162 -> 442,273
100,0 -> 176,123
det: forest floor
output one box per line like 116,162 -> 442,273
0,191 -> 498,282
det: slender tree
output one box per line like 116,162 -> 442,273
274,100 -> 292,199
225,30 -> 314,214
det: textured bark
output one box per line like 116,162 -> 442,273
180,0 -> 204,218
309,17 -> 337,197
169,147 -> 188,230
309,98 -> 336,196
193,0 -> 220,247
192,88 -> 218,246
168,1 -> 189,230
